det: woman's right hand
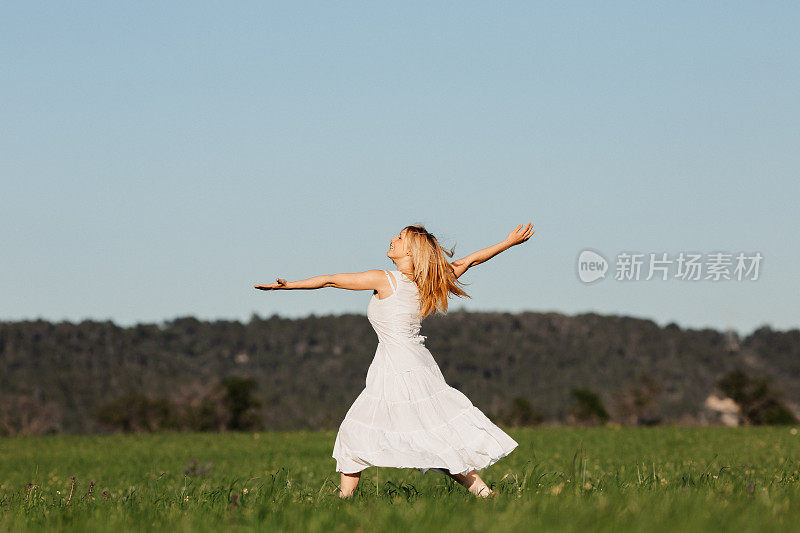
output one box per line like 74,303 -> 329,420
254,278 -> 288,290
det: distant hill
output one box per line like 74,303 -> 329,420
1,312 -> 798,435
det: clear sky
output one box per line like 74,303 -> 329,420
2,2 -> 798,336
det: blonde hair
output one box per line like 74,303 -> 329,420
402,224 -> 470,319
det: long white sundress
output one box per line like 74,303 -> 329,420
332,269 -> 519,475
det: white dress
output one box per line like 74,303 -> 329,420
332,269 -> 519,475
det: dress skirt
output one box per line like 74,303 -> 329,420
332,340 -> 518,475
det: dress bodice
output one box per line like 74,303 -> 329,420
367,270 -> 427,346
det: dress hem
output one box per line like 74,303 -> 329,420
333,441 -> 518,476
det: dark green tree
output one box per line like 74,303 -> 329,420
94,393 -> 180,432
717,369 -> 797,425
570,388 -> 609,425
501,396 -> 544,427
220,376 -> 262,431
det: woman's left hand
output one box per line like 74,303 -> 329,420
504,222 -> 535,247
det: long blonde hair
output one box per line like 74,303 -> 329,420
402,224 -> 470,319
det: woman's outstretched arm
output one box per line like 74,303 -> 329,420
254,269 -> 389,293
450,222 -> 534,279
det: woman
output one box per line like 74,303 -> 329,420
255,222 -> 535,498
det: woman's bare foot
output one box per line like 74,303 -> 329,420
473,485 -> 497,498
445,470 -> 496,498
468,480 -> 496,498
338,471 -> 361,498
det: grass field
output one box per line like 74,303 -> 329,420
1,426 -> 798,532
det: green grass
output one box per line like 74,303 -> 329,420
1,426 -> 798,532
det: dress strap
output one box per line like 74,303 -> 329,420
383,270 -> 397,293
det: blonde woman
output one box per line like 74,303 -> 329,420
255,223 -> 534,498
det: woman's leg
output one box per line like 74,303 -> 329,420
339,471 -> 361,498
444,469 -> 495,497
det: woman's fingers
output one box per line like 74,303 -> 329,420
507,223 -> 530,245
508,222 -> 534,245
509,222 -> 534,244
254,278 -> 288,290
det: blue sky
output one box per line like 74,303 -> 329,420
1,2 -> 798,336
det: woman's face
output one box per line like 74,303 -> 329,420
387,228 -> 409,259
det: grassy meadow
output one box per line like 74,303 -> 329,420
1,426 -> 798,532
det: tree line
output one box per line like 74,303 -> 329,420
0,312 -> 797,435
